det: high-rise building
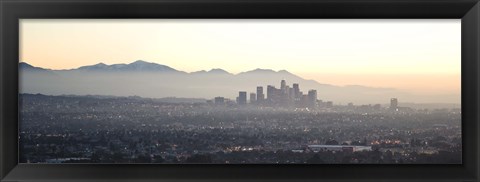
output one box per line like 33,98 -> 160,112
250,93 -> 256,104
289,87 -> 295,100
256,86 -> 264,102
293,83 -> 300,99
390,98 -> 398,110
317,100 -> 324,107
285,85 -> 290,95
214,97 -> 225,105
307,90 -> 317,108
267,85 -> 275,102
326,101 -> 333,108
280,85 -> 292,107
267,85 -> 282,106
301,94 -> 309,107
238,91 -> 247,105
281,80 -> 286,91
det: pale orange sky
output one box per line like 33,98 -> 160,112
20,19 -> 461,96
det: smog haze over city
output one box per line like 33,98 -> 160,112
19,20 -> 461,164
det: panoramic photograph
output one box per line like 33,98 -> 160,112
19,19 -> 461,164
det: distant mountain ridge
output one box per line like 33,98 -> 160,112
19,62 -> 51,72
75,60 -> 182,73
18,61 -> 460,104
20,61 -> 309,76
191,68 -> 232,75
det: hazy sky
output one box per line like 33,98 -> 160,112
20,19 -> 460,96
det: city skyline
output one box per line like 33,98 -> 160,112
19,60 -> 461,105
19,92 -> 462,164
18,20 -> 462,165
20,19 -> 460,97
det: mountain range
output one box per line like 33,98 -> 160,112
75,61 -> 182,73
20,60 -> 310,76
19,60 -> 460,105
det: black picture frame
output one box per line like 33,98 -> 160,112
1,0 -> 479,181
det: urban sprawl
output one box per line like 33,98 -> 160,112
20,80 -> 461,164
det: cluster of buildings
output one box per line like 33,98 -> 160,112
20,93 -> 461,164
305,145 -> 372,153
210,80 -> 405,112
213,80 -> 332,109
390,98 -> 398,110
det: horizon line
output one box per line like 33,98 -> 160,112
19,60 -> 294,75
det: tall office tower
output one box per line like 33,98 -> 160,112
285,85 -> 290,96
301,94 -> 309,107
284,85 -> 293,104
390,98 -> 398,110
293,83 -> 300,99
281,80 -> 286,91
238,92 -> 247,105
214,97 -> 225,105
256,86 -> 264,102
308,90 -> 317,108
289,87 -> 295,100
267,85 -> 275,102
267,85 -> 282,106
250,93 -> 256,104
